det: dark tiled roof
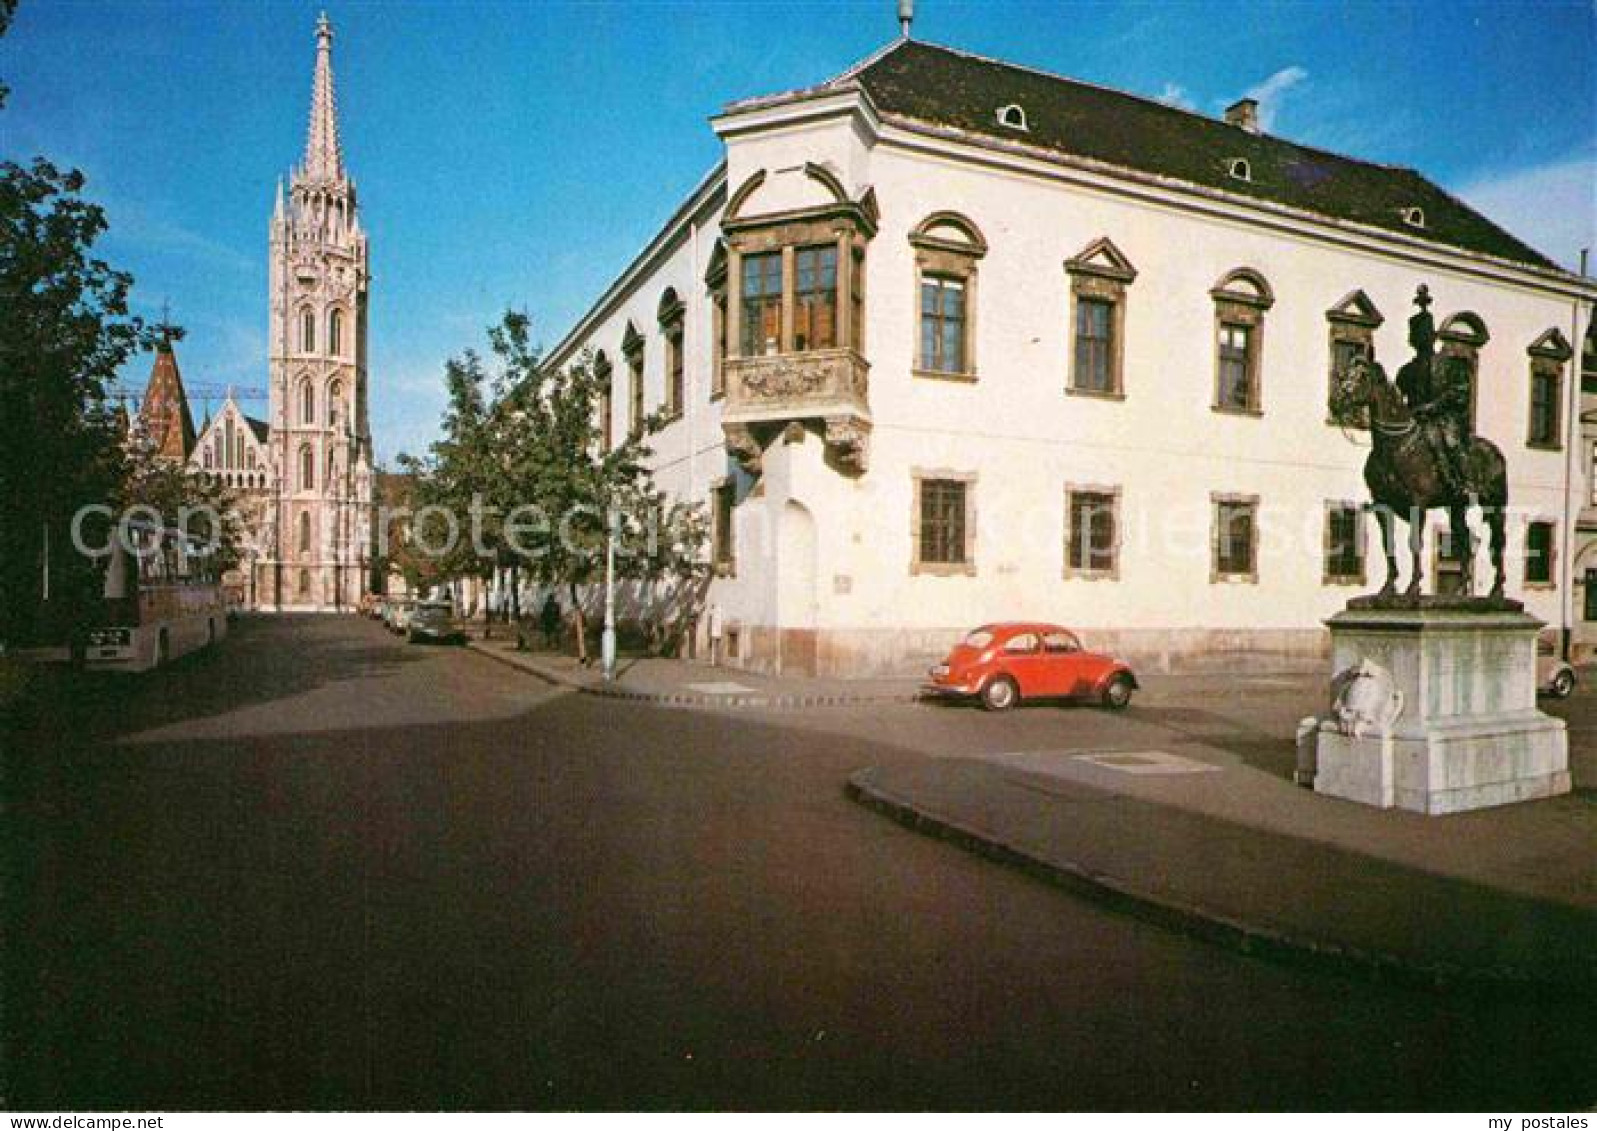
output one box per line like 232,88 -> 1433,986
843,41 -> 1556,271
243,415 -> 270,444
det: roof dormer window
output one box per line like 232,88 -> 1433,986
1402,206 -> 1426,229
996,103 -> 1028,131
1227,158 -> 1252,182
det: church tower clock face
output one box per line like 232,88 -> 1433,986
262,13 -> 373,613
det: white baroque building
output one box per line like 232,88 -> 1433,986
546,37 -> 1595,676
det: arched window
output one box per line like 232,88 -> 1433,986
910,212 -> 988,377
328,380 -> 343,430
298,512 -> 311,555
1210,267 -> 1275,414
298,568 -> 311,596
299,444 -> 315,491
329,309 -> 344,356
301,309 -> 316,353
301,381 -> 316,425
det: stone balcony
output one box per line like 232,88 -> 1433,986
721,348 -> 872,475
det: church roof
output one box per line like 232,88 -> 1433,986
243,414 -> 270,444
772,39 -> 1556,272
136,338 -> 197,461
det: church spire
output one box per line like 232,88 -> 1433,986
301,12 -> 343,183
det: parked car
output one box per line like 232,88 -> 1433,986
407,600 -> 463,645
1536,637 -> 1576,699
386,598 -> 416,635
923,622 -> 1139,711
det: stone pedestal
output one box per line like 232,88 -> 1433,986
1306,606 -> 1569,814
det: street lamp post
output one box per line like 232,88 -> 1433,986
601,506 -> 617,681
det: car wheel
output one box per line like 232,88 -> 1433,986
1102,674 -> 1134,711
980,675 -> 1018,712
1551,669 -> 1575,699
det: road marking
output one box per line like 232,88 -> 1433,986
686,681 -> 759,695
1073,750 -> 1222,775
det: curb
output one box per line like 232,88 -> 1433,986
465,641 -> 923,711
846,767 -> 1597,996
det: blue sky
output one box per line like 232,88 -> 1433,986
4,0 -> 1593,463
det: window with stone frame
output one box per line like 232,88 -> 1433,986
594,353 -> 613,450
658,289 -> 685,419
711,480 -> 736,575
623,326 -> 645,439
705,243 -> 728,398
1438,312 -> 1489,432
1324,501 -> 1366,585
1525,520 -> 1556,586
911,471 -> 976,575
299,444 -> 315,491
1210,269 -> 1274,414
1325,290 -> 1382,426
920,275 -> 968,376
298,511 -> 311,556
793,244 -> 838,352
1584,568 -> 1597,622
1064,486 -> 1120,578
1065,237 -> 1136,397
1526,328 -> 1572,451
910,213 -> 986,379
329,308 -> 344,357
739,251 -> 782,357
1212,494 -> 1259,581
301,380 -> 316,425
301,309 -> 316,354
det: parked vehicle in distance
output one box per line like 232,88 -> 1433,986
81,520 -> 227,672
1536,636 -> 1576,699
922,622 -> 1139,711
407,600 -> 463,644
385,598 -> 415,634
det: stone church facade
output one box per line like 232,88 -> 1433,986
549,38 -> 1595,676
252,14 -> 373,612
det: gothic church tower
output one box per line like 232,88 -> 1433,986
262,13 -> 373,611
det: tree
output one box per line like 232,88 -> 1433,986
0,1 -> 157,646
118,424 -> 246,575
405,311 -> 707,663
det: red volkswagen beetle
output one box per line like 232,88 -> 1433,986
922,622 -> 1139,712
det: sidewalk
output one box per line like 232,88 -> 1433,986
464,629 -> 922,709
848,744 -> 1597,991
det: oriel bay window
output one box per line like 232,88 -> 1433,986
740,252 -> 782,357
793,244 -> 837,351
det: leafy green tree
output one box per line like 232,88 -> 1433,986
0,0 -> 157,646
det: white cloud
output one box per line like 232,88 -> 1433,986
1227,65 -> 1308,131
1454,153 -> 1597,272
1156,83 -> 1196,111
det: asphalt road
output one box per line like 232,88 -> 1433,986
5,616 -> 1593,1110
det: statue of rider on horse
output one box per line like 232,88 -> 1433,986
1331,285 -> 1510,603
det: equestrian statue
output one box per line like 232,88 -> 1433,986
1329,285 -> 1510,602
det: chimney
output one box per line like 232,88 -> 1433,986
1225,98 -> 1260,133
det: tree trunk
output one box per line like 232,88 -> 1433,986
568,579 -> 587,664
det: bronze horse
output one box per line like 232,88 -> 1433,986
1332,356 -> 1508,599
